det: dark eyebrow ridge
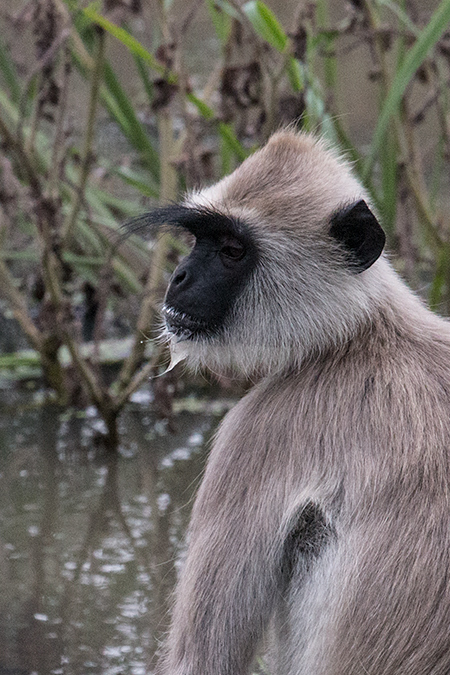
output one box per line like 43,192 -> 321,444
124,204 -> 247,240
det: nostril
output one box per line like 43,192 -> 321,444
173,269 -> 187,285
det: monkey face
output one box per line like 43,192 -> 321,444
131,204 -> 259,345
129,131 -> 386,377
163,217 -> 259,341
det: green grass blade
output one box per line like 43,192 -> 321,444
111,166 -> 159,198
0,249 -> 39,262
88,188 -> 143,218
287,58 -> 304,92
187,93 -> 247,163
219,132 -> 234,176
133,54 -> 154,104
242,1 -> 288,52
102,62 -> 160,181
83,5 -> 177,83
364,0 -> 450,181
186,93 -> 215,119
218,123 -> 248,162
206,0 -> 232,44
0,36 -> 21,104
83,4 -> 246,174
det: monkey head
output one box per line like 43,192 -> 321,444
139,131 -> 386,377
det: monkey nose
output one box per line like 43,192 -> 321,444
173,269 -> 187,286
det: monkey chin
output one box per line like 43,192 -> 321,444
163,332 -> 218,376
164,334 -> 191,373
163,329 -> 279,383
163,328 -> 222,377
162,326 -> 238,379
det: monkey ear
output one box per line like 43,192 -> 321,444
329,200 -> 386,273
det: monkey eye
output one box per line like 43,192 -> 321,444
219,238 -> 245,262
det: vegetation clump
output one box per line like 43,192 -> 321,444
0,0 -> 449,447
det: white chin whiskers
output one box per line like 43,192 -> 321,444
160,335 -> 191,375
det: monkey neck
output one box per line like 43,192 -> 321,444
310,259 -> 448,376
282,258 -> 445,379
368,259 -> 444,343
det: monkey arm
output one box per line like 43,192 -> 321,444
159,399 -> 293,675
161,489 -> 287,675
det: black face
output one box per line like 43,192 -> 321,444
160,206 -> 259,340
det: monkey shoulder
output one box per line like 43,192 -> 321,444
200,378 -> 305,489
201,320 -> 450,503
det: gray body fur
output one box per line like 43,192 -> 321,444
159,132 -> 450,675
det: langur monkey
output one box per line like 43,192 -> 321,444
142,131 -> 450,674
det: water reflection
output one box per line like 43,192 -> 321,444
0,386 -> 233,674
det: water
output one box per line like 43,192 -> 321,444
0,384 -> 234,675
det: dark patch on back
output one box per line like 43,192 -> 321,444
363,375 -> 375,399
281,502 -> 332,583
360,375 -> 376,412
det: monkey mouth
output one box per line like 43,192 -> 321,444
162,305 -> 211,340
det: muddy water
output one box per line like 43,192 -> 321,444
0,383 -> 234,675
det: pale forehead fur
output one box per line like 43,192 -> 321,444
189,130 -> 365,229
